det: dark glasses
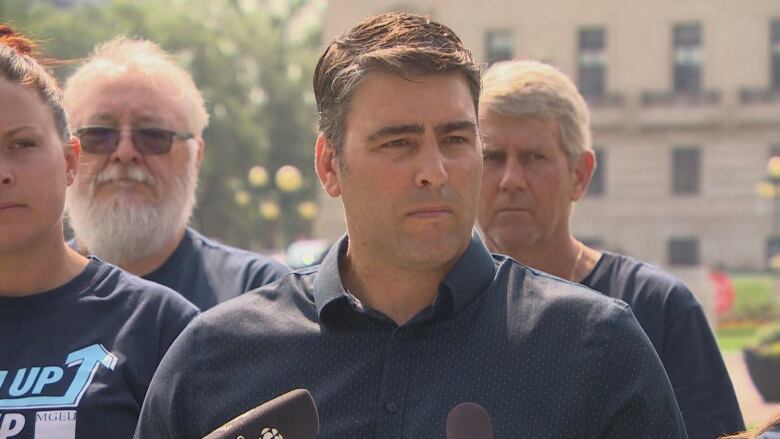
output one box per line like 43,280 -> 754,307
74,126 -> 194,155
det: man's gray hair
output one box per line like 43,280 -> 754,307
480,60 -> 591,166
64,37 -> 209,135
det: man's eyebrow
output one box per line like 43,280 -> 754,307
434,120 -> 477,136
87,113 -> 115,124
84,113 -> 167,126
2,126 -> 39,138
365,120 -> 476,142
135,113 -> 168,125
365,123 -> 424,142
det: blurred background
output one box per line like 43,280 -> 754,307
3,0 -> 780,427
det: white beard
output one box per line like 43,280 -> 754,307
65,153 -> 198,268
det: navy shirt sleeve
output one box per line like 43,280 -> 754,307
662,293 -> 744,438
586,303 -> 687,438
582,253 -> 743,439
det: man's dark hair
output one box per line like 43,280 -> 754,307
313,12 -> 480,165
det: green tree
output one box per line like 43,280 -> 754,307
1,0 -> 325,250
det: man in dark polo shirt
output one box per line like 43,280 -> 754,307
134,13 -> 687,438
476,60 -> 743,439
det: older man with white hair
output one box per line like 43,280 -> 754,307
64,38 -> 288,310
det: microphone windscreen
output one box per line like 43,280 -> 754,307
446,402 -> 494,439
203,388 -> 319,439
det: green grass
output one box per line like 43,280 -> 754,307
721,275 -> 778,323
717,274 -> 779,351
717,323 -> 760,352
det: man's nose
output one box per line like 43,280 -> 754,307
498,158 -> 527,191
415,139 -> 449,188
110,130 -> 142,164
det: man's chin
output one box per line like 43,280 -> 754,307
398,232 -> 469,268
485,229 -> 536,255
75,218 -> 171,267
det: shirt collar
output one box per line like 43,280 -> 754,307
439,230 -> 497,314
312,230 -> 496,322
312,234 -> 351,319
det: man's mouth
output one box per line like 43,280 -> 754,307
407,205 -> 454,218
0,202 -> 25,212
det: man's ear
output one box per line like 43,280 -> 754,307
193,138 -> 205,170
65,135 -> 81,186
315,133 -> 341,198
571,149 -> 596,201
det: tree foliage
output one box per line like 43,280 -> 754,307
1,0 -> 325,249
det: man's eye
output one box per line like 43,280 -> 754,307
445,136 -> 468,144
529,152 -> 546,161
137,128 -> 169,140
383,138 -> 409,147
482,151 -> 502,161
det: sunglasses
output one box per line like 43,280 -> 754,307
74,126 -> 194,155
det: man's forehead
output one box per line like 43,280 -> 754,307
70,74 -> 187,125
348,72 -> 476,127
482,112 -> 556,131
87,73 -> 182,98
86,109 -> 169,125
481,114 -> 561,147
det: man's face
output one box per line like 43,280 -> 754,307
64,74 -> 202,265
477,113 -> 589,256
317,72 -> 482,272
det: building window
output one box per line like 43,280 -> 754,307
668,237 -> 699,266
770,143 -> 780,158
672,147 -> 701,195
485,30 -> 513,65
578,27 -> 606,98
587,148 -> 605,196
772,20 -> 780,89
767,237 -> 780,267
673,23 -> 702,94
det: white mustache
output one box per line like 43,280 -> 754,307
93,165 -> 156,187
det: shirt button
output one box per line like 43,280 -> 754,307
386,402 -> 398,413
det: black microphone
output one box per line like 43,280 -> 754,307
446,402 -> 494,439
203,389 -> 319,439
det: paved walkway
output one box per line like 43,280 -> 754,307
723,351 -> 780,427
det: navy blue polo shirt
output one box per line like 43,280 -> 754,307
135,234 -> 686,438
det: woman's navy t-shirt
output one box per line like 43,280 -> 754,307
0,258 -> 198,438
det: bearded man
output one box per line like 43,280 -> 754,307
64,38 -> 288,310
